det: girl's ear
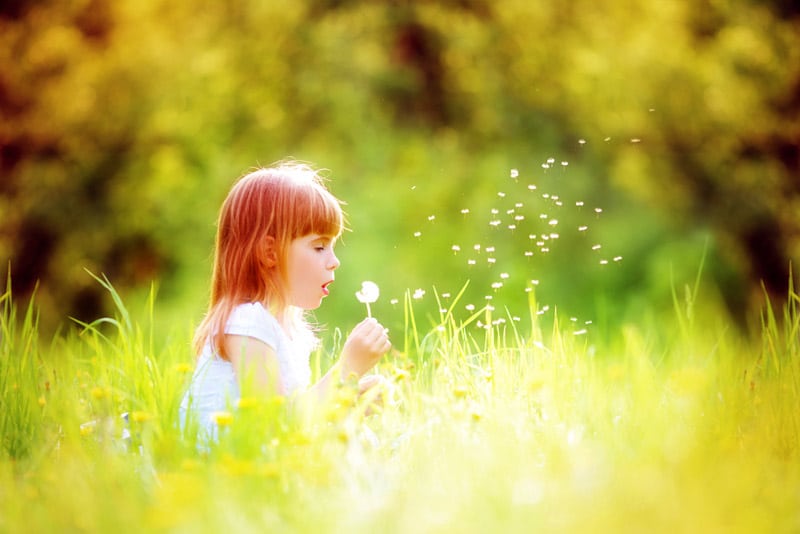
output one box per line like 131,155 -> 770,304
260,236 -> 278,269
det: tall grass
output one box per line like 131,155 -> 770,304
0,277 -> 798,532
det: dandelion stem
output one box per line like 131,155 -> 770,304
366,302 -> 372,318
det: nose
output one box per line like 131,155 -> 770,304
327,251 -> 340,270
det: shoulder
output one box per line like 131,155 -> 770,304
226,302 -> 281,348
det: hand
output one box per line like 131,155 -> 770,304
340,317 -> 391,378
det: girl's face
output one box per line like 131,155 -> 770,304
285,233 -> 340,309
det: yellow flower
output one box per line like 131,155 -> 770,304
174,363 -> 193,374
80,422 -> 95,437
452,384 -> 469,398
236,397 -> 258,410
37,396 -> 46,407
131,411 -> 153,423
90,386 -> 109,400
211,411 -> 234,427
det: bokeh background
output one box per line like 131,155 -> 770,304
2,0 -> 798,341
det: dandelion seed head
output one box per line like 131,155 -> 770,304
355,281 -> 380,304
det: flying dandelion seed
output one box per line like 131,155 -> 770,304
555,201 -> 563,206
542,235 -> 549,241
585,320 -> 593,324
515,202 -> 523,208
595,208 -> 603,214
528,184 -> 537,191
613,256 -> 623,262
506,209 -> 515,215
529,234 -> 537,239
489,220 -> 501,227
486,246 -> 496,253
491,208 -> 499,214
498,192 -> 506,198
578,226 -> 589,232
604,137 -> 611,142
525,287 -> 533,292
428,215 -> 436,221
491,282 -> 503,289
466,304 -> 475,311
500,272 -> 509,279
412,288 -> 426,299
508,225 -> 517,230
485,295 -> 493,300
576,201 -> 585,207
574,329 -> 588,336
414,231 -> 422,237
467,259 -> 476,265
515,215 -> 525,221
488,258 -> 497,264
579,139 -> 587,145
550,233 -> 559,239
461,208 -> 470,214
630,138 -> 641,143
543,194 -> 550,199
592,244 -> 602,250
474,244 -> 481,251
390,298 -> 399,305
547,157 -> 555,164
542,164 -> 550,169
452,245 -> 461,252
524,251 -> 533,256
561,161 -> 569,166
539,214 -> 548,219
599,260 -> 609,265
548,219 -> 558,226
531,279 -> 539,285
510,169 -> 519,178
536,241 -> 545,246
570,317 -> 578,322
541,247 -> 550,253
442,293 -> 451,298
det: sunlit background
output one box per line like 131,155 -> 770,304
2,0 -> 798,340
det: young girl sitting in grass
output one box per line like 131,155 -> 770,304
180,161 -> 391,440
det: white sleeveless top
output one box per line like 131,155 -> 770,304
179,302 -> 314,439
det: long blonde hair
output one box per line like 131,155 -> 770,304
193,161 -> 345,360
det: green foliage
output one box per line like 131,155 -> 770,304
1,0 -> 798,334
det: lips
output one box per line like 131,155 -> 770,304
322,280 -> 333,296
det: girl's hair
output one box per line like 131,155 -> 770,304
193,161 -> 345,360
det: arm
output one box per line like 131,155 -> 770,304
224,335 -> 284,397
308,317 -> 391,402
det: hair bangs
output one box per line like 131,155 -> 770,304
293,183 -> 344,240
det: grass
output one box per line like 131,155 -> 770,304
0,275 -> 798,533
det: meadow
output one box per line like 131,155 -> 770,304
1,269 -> 798,533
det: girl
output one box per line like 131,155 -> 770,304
180,161 -> 391,439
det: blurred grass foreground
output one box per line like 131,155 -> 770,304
0,274 -> 798,532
